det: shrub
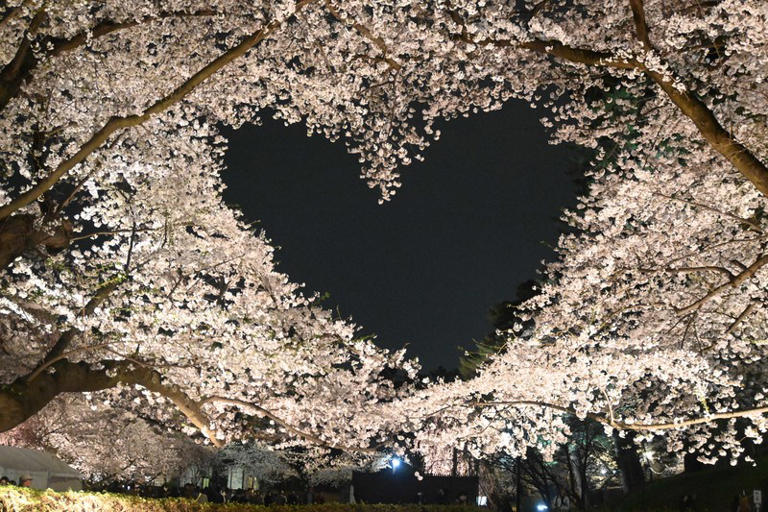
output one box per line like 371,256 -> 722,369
0,487 -> 482,512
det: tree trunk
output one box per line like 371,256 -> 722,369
0,213 -> 72,269
0,214 -> 37,269
613,431 -> 645,493
515,456 -> 522,512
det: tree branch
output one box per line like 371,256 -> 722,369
467,400 -> 768,432
628,0 -> 652,51
204,396 -> 377,454
28,277 -> 123,380
676,253 -> 768,315
0,0 -> 319,221
725,301 -> 757,335
0,0 -> 30,28
47,10 -> 217,57
0,6 -> 45,111
0,9 -> 222,112
652,191 -> 764,233
0,1 -> 31,30
1,359 -> 222,447
324,1 -> 402,71
447,9 -> 768,198
640,264 -> 735,280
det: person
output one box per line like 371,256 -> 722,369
737,491 -> 752,512
0,476 -> 10,486
680,493 -> 700,511
19,475 -> 32,488
245,488 -> 259,504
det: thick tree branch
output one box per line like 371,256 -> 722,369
0,359 -> 222,447
628,0 -> 652,51
0,7 -> 45,111
726,302 -> 756,335
0,214 -> 72,269
629,0 -> 768,197
1,8 -> 45,79
448,7 -> 768,198
642,71 -> 768,197
542,41 -> 768,196
27,278 -> 123,383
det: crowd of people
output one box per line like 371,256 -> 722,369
180,485 -> 316,505
89,479 -> 330,506
0,474 -> 33,487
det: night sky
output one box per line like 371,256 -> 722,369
222,100 -> 586,370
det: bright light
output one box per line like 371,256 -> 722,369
391,457 -> 401,470
600,468 -> 607,475
536,504 -> 548,511
644,450 -> 654,461
476,496 -> 488,506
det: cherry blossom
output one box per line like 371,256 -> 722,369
1,0 -> 767,474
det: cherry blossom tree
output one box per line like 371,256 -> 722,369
2,0 -> 768,474
0,395 -> 214,482
0,0 -> 430,451
387,0 -> 768,469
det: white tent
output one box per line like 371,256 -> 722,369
0,445 -> 82,491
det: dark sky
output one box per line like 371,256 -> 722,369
222,100 -> 585,370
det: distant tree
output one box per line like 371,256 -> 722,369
460,280 -> 539,378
